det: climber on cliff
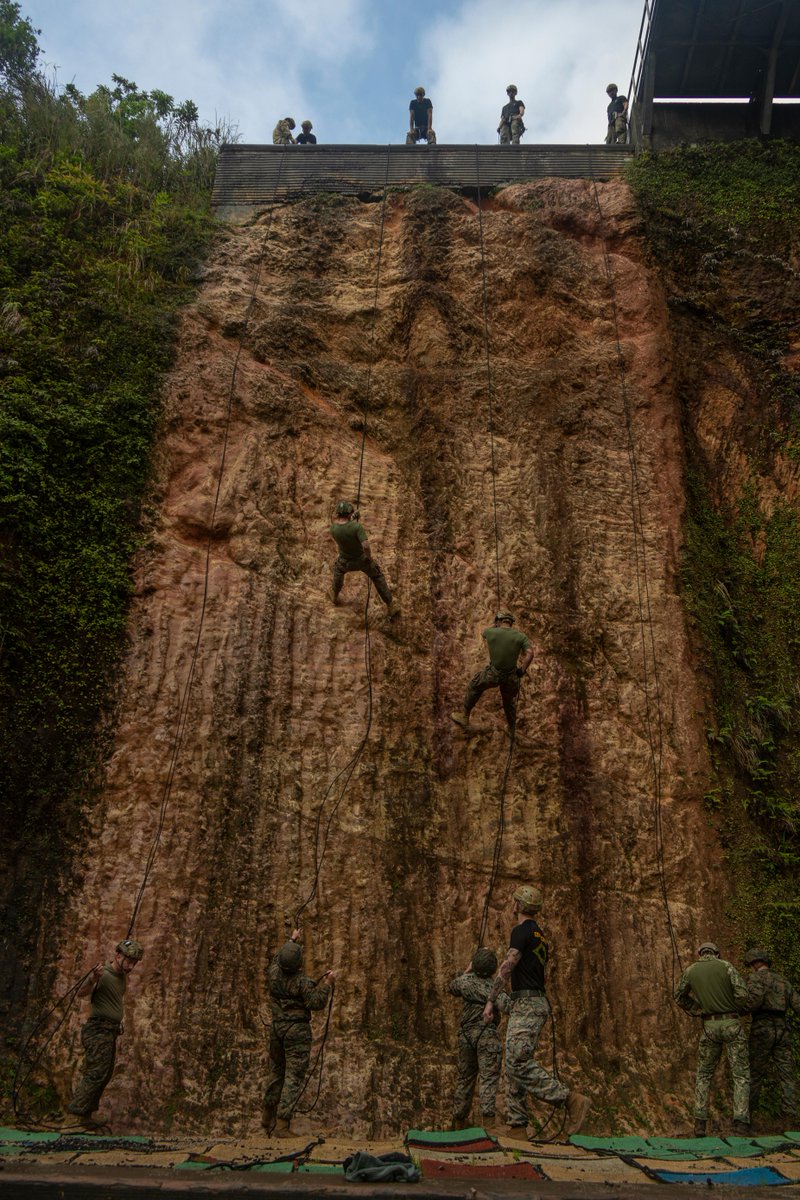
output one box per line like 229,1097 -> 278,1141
449,948 -> 509,1133
272,117 -> 296,145
59,937 -> 144,1131
451,612 -> 533,733
262,929 -> 335,1137
407,86 -> 436,145
674,941 -> 750,1136
483,886 -> 591,1137
330,501 -> 400,618
498,85 -> 525,145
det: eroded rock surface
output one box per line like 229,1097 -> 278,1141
50,179 -> 726,1135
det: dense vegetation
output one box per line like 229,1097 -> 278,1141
0,1 -> 224,1018
630,141 -> 800,1116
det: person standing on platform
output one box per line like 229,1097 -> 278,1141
407,86 -> 436,145
604,85 -> 628,144
296,120 -> 316,144
498,85 -> 525,144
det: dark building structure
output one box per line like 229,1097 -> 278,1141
629,0 -> 800,151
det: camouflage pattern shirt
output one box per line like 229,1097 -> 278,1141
675,957 -> 748,1016
268,960 -> 331,1023
745,967 -> 800,1019
448,971 -> 509,1034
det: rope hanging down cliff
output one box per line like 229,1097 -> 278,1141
126,149 -> 290,938
12,153 -> 294,1123
586,151 -> 683,982
288,150 -> 392,1117
474,146 -> 516,950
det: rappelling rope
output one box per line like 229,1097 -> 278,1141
586,149 -> 683,980
11,969 -> 94,1122
474,147 -> 516,950
287,148 -> 393,1116
11,152 -> 291,1127
127,149 -> 290,937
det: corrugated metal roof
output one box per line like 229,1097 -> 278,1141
212,144 -> 632,211
634,0 -> 800,100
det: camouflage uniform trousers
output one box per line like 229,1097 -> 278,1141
406,128 -> 437,145
464,665 -> 519,729
264,1020 -> 312,1120
505,995 -> 568,1124
695,1018 -> 750,1122
605,115 -> 627,144
67,1017 -> 120,1116
332,555 -> 392,606
453,1024 -> 503,1122
499,118 -> 524,145
750,1017 -> 797,1115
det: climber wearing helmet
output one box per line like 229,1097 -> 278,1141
329,501 -> 399,618
498,84 -> 525,145
451,611 -> 533,733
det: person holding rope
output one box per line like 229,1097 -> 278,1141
262,929 -> 336,1137
60,937 -> 144,1131
329,501 -> 399,618
449,948 -> 509,1133
483,886 -> 590,1137
451,611 -> 532,733
498,85 -> 525,145
272,116 -> 296,145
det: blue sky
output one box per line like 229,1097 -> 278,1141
22,0 -> 646,145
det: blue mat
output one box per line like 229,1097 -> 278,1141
652,1166 -> 789,1186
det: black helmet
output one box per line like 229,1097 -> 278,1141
744,947 -> 772,967
336,501 -> 355,517
277,942 -> 303,974
472,947 -> 498,977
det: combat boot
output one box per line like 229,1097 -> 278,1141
564,1090 -> 591,1135
261,1103 -> 277,1134
694,1119 -> 707,1137
482,1115 -> 500,1135
273,1118 -> 294,1138
504,1121 -> 529,1139
330,587 -> 339,606
732,1119 -> 751,1136
387,600 -> 401,620
451,710 -> 470,729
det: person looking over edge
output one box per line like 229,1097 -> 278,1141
272,116 -> 296,145
483,886 -> 590,1137
329,501 -> 399,618
60,938 -> 144,1131
262,928 -> 336,1137
451,611 -> 533,733
407,85 -> 436,145
498,84 -> 525,145
604,84 -> 627,144
674,941 -> 750,1135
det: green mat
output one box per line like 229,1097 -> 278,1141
296,1162 -> 341,1174
248,1161 -> 295,1173
0,1127 -> 60,1143
406,1126 -> 488,1145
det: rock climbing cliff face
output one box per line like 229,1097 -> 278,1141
50,178 -> 727,1134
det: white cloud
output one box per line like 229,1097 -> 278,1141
421,0 -> 643,144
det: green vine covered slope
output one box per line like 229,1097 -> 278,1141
630,141 -> 800,1116
0,1 -> 219,1020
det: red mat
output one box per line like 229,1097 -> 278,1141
420,1157 -> 545,1180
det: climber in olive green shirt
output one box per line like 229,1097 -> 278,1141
329,500 -> 399,617
63,937 -> 144,1130
451,611 -> 533,732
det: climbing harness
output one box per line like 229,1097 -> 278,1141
586,147 -> 683,982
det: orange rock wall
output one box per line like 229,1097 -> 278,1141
51,179 -> 726,1135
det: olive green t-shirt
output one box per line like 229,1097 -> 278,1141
330,520 -> 368,562
90,965 -> 126,1023
675,957 -> 747,1015
483,626 -> 531,673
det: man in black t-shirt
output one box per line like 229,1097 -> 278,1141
296,120 -> 317,145
483,885 -> 590,1137
605,84 -> 628,144
407,86 -> 437,145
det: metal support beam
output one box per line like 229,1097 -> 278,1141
760,0 -> 790,133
